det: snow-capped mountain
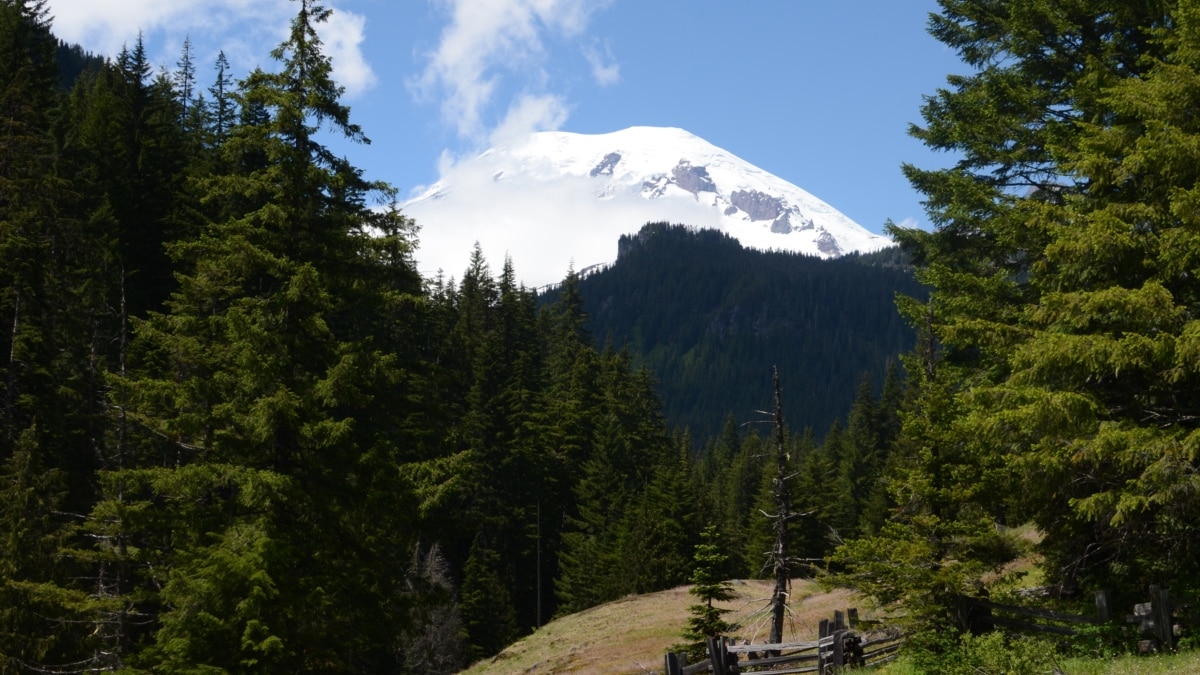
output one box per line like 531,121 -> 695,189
403,126 -> 891,287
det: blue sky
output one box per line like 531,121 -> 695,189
46,0 -> 965,238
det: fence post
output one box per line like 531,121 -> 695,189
705,637 -> 720,675
664,651 -> 683,675
706,636 -> 730,675
834,609 -> 846,631
953,595 -> 972,633
955,595 -> 993,635
819,618 -> 831,638
1094,590 -> 1112,624
831,629 -> 846,669
848,608 -> 859,629
1150,586 -> 1175,650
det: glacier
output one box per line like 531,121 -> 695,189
403,126 -> 892,288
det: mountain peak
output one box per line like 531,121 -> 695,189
404,126 -> 891,287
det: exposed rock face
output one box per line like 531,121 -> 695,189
730,189 -> 784,221
770,212 -> 792,234
816,230 -> 842,255
672,160 -> 717,195
641,174 -> 670,198
590,152 -> 622,177
723,205 -> 739,216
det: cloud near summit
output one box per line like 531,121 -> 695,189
412,0 -> 614,142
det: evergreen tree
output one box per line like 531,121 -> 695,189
0,0 -> 66,454
57,34 -> 193,321
88,1 -> 426,669
788,428 -> 837,561
679,524 -> 736,663
459,530 -> 519,662
554,412 -> 631,614
555,354 -> 681,612
0,427 -> 109,671
0,3 -> 117,668
722,431 -> 765,576
417,247 -> 566,639
833,0 -> 1192,629
173,35 -> 195,117
858,361 -> 905,535
54,38 -> 103,90
207,50 -> 236,146
999,0 -> 1200,593
615,433 -> 699,596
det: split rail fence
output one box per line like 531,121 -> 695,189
664,608 -> 902,675
665,586 -> 1188,673
956,585 -> 1182,652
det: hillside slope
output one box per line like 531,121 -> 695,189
459,579 -> 859,675
545,223 -> 924,439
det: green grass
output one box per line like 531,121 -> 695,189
1057,650 -> 1200,674
876,648 -> 1200,675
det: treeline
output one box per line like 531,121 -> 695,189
0,1 -> 914,672
549,223 -> 924,440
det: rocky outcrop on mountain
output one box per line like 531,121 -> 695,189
816,230 -> 841,255
671,160 -> 717,195
730,189 -> 784,221
771,212 -> 792,234
590,152 -> 622,177
641,174 -> 670,198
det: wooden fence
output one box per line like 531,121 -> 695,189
665,586 -> 1188,672
957,585 -> 1184,652
664,608 -> 903,675
954,591 -> 1108,637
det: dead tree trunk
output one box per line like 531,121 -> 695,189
768,366 -> 790,645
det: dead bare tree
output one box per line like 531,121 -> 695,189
767,366 -> 790,645
748,366 -> 820,649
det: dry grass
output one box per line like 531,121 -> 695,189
459,579 -> 867,675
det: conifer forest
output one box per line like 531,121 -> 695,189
4,0 -> 1200,672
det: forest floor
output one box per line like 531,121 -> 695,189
458,578 -> 864,674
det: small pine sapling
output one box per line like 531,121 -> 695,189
677,524 -> 737,662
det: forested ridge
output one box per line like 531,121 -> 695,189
547,222 -> 923,440
7,0 -> 1200,671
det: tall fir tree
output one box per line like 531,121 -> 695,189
832,0 -> 1193,630
0,2 -> 120,669
207,50 -> 235,146
87,1 -> 427,669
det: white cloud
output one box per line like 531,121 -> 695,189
322,9 -> 377,97
488,93 -> 570,145
46,0 -> 375,98
895,216 -> 922,230
413,0 -> 613,140
582,40 -> 619,87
